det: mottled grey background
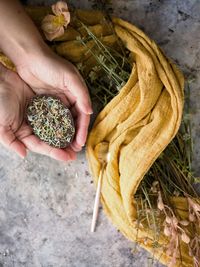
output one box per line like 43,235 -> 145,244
0,1 -> 199,267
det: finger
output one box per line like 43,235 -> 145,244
56,93 -> 71,107
71,104 -> 90,149
64,69 -> 93,115
69,108 -> 82,152
0,126 -> 27,158
21,134 -> 76,161
70,142 -> 82,152
63,146 -> 77,160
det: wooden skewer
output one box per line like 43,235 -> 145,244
90,163 -> 105,233
90,153 -> 111,232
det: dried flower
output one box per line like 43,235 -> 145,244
150,181 -> 159,193
157,191 -> 164,211
41,1 -> 70,41
188,197 -> 200,224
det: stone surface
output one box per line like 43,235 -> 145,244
0,1 -> 200,267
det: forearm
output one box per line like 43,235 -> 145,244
0,0 -> 47,66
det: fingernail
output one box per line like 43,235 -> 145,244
87,108 -> 93,115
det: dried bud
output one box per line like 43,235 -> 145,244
179,220 -> 189,226
157,191 -> 164,211
193,203 -> 200,213
189,213 -> 196,222
188,198 -> 200,212
152,181 -> 159,187
165,216 -> 172,224
171,217 -> 178,226
181,233 -> 190,244
139,223 -> 144,229
150,181 -> 159,193
164,226 -> 171,237
143,238 -> 148,245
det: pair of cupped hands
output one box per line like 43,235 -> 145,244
0,48 -> 92,161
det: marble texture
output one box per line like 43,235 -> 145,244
0,1 -> 200,267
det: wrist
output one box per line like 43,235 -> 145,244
0,0 -> 49,68
13,39 -> 50,68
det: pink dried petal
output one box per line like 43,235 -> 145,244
44,26 -> 64,41
41,15 -> 60,33
52,1 -> 69,16
181,232 -> 190,244
62,11 -> 70,27
179,220 -> 190,226
42,14 -> 55,23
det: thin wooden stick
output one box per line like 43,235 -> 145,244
91,164 -> 105,233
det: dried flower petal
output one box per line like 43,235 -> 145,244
45,26 -> 65,42
62,11 -> 70,26
41,15 -> 60,32
181,233 -> 190,244
52,1 -> 69,16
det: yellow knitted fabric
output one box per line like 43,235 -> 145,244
1,8 -> 195,266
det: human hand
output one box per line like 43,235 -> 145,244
16,48 -> 92,153
0,63 -> 76,161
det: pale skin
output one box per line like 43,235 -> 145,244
0,0 -> 93,161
